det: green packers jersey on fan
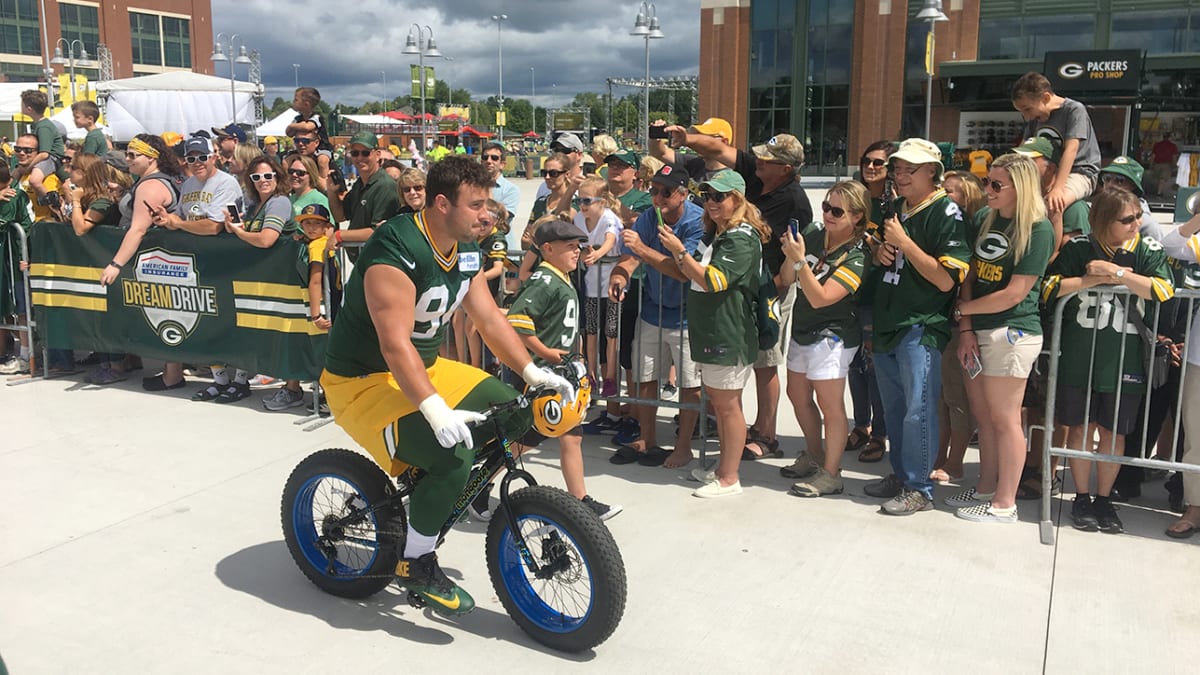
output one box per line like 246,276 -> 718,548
966,213 -> 1055,335
1041,233 -> 1175,393
870,190 -> 970,353
686,223 -> 760,366
790,221 -> 866,348
507,262 -> 580,366
325,211 -> 482,375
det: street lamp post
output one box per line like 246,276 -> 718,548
916,0 -> 949,140
381,70 -> 387,113
402,24 -> 442,154
492,14 -> 508,143
630,3 -> 664,151
444,56 -> 455,105
292,63 -> 300,89
211,34 -> 253,126
50,39 -> 94,103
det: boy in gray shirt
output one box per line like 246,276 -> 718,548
1012,71 -> 1100,215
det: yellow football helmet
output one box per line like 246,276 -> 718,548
531,360 -> 591,437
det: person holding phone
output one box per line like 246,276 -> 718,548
777,181 -> 869,497
950,153 -> 1055,523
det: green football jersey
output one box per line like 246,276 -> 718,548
1042,233 -> 1175,393
870,190 -> 971,353
325,211 -> 482,374
686,223 -> 760,366
507,262 -> 580,366
966,213 -> 1055,335
790,222 -> 867,348
1062,199 -> 1090,236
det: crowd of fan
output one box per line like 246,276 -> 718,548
2,74 -> 1199,538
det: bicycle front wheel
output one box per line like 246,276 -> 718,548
485,485 -> 626,652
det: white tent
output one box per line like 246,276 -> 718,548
94,72 -> 262,142
49,106 -> 110,141
0,83 -> 29,120
256,107 -> 297,138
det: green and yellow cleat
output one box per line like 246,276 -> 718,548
396,552 -> 475,616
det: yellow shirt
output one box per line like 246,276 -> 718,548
21,172 -> 61,222
968,150 -> 993,179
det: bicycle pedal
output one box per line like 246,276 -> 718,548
405,590 -> 427,609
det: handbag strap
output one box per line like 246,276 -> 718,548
1109,293 -> 1158,348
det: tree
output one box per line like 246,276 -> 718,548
506,99 -> 533,134
268,96 -> 291,117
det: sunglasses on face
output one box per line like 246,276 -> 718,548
185,154 -> 212,164
647,187 -> 675,198
1116,213 -> 1140,225
577,196 -> 603,206
821,201 -> 846,218
14,147 -> 37,154
250,172 -> 276,182
294,137 -> 316,145
700,190 -> 728,203
541,169 -> 566,178
986,179 -> 1011,192
347,149 -> 372,158
482,154 -> 502,162
125,152 -> 141,160
401,185 -> 425,193
861,158 -> 887,168
287,168 -> 308,177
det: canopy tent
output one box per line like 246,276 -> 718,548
523,130 -> 541,138
49,106 -> 109,141
256,107 -> 297,138
381,110 -> 413,120
94,72 -> 261,142
0,83 -> 30,120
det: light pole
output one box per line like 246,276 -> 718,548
630,3 -> 664,151
402,24 -> 442,153
211,34 -> 253,126
444,56 -> 455,105
492,14 -> 507,142
531,67 -> 536,133
50,39 -> 94,103
292,63 -> 300,89
380,70 -> 387,113
917,0 -> 949,140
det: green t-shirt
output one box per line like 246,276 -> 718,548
966,212 -> 1055,334
790,222 -> 867,348
1062,199 -> 1090,236
81,128 -> 107,156
507,262 -> 579,366
686,223 -> 760,366
32,118 -> 64,158
325,211 -> 482,374
0,189 -> 32,230
1042,233 -> 1175,393
290,188 -> 329,216
85,196 -> 121,227
870,190 -> 970,353
618,188 -> 652,214
341,169 -> 400,231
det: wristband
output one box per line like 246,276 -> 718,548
108,260 -> 122,270
959,328 -> 975,333
308,314 -> 324,322
334,230 -> 343,245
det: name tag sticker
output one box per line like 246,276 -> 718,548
459,251 -> 481,272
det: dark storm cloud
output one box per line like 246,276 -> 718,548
212,0 -> 700,108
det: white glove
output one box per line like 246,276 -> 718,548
523,363 -> 576,402
418,394 -> 487,449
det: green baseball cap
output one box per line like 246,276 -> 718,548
1013,136 -> 1061,164
1100,156 -> 1145,196
699,169 -> 746,194
348,131 -> 378,149
604,149 -> 640,168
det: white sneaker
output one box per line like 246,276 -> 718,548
0,356 -> 30,374
955,502 -> 1018,524
692,479 -> 742,499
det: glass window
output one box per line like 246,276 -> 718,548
162,17 -> 191,68
0,0 -> 41,56
1111,10 -> 1189,54
59,3 -> 101,56
978,14 -> 1095,60
129,11 -> 162,66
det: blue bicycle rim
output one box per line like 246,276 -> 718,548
292,473 -> 380,579
496,514 -> 593,633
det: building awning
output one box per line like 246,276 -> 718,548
940,53 -> 1200,80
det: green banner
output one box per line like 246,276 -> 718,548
29,222 -> 328,380
410,65 -> 421,98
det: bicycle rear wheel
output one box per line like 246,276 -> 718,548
485,485 -> 626,652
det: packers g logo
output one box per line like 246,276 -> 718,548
541,399 -> 563,426
122,248 -> 218,346
975,232 -> 1010,262
1058,62 -> 1084,79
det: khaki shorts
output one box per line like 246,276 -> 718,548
1064,172 -> 1097,204
755,284 -> 796,368
940,332 -> 974,436
634,319 -> 700,387
977,326 -> 1042,378
699,361 -> 752,390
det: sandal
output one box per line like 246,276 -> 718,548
846,428 -> 870,452
742,435 -> 783,461
858,438 -> 885,463
1015,475 -> 1063,500
636,447 -> 671,466
1166,519 -> 1200,540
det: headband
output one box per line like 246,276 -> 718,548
128,138 -> 160,159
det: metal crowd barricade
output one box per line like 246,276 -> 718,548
1039,286 -> 1199,544
0,223 -> 47,385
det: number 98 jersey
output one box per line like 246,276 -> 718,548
325,212 -> 482,375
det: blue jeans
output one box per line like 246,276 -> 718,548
873,325 -> 941,498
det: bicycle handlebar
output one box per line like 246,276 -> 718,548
467,385 -> 553,426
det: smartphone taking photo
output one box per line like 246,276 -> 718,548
226,203 -> 242,224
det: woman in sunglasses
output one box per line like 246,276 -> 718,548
527,153 -> 578,227
1041,187 -> 1175,534
778,181 -> 869,497
949,153 -> 1055,523
285,154 -> 328,217
844,140 -> 895,465
396,167 -> 427,214
227,156 -> 295,248
659,169 -> 770,498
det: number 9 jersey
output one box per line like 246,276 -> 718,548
325,211 -> 483,376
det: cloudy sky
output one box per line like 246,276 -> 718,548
212,0 -> 700,109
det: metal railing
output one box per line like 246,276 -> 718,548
1,224 -> 47,385
1039,286 -> 1199,544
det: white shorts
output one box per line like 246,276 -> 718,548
699,361 -> 752,391
634,319 -> 699,388
786,337 -> 858,381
